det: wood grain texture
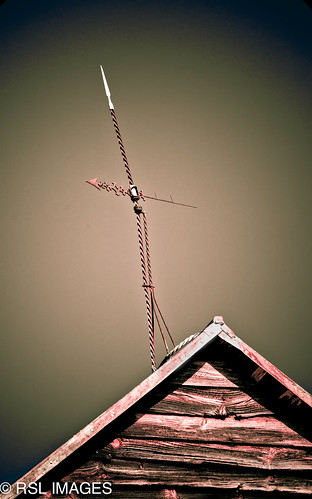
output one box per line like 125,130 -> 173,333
171,361 -> 240,387
40,489 -> 312,499
219,329 -> 312,409
121,413 -> 312,447
149,386 -> 273,418
68,459 -> 312,494
94,438 -> 312,470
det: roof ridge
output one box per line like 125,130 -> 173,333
160,316 -> 226,365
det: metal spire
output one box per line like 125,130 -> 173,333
100,65 -> 114,110
87,67 -> 197,370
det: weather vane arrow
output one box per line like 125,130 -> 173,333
86,66 -> 195,371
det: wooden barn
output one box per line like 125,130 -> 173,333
7,316 -> 312,498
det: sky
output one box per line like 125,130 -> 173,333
0,0 -> 311,485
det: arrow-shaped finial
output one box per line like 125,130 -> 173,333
100,65 -> 114,109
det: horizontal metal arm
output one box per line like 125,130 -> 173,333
86,178 -> 196,208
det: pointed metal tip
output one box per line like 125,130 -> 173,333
99,65 -> 114,109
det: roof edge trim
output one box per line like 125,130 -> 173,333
220,324 -> 312,409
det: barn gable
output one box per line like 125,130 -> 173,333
7,317 -> 312,498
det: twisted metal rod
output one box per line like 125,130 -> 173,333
110,109 -> 134,187
142,211 -> 175,350
142,211 -> 169,354
136,212 -> 156,371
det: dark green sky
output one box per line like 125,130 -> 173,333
1,0 -> 311,484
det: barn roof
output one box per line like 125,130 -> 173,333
8,316 -> 312,498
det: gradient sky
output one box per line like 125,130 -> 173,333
1,0 -> 311,484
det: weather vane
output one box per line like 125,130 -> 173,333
86,66 -> 196,371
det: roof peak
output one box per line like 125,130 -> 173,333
160,316 -> 225,365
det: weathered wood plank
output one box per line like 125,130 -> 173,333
41,488 -> 312,499
149,387 -> 272,418
121,413 -> 312,447
78,492 -> 217,499
94,438 -> 312,470
67,459 -> 312,494
55,491 -> 230,499
171,361 -> 239,387
219,328 -> 312,409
